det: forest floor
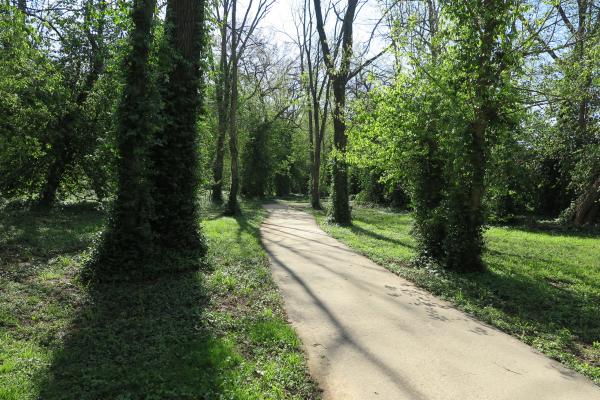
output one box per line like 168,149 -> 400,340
0,200 -> 319,399
281,201 -> 600,386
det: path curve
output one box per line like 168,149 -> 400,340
260,203 -> 600,400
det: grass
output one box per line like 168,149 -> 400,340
0,201 -> 319,399
301,203 -> 600,384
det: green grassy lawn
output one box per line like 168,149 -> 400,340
0,201 -> 319,399
304,204 -> 600,384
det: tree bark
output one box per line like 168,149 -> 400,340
329,76 -> 351,223
211,1 -> 230,204
150,0 -> 207,254
225,0 -> 240,215
93,0 -> 157,279
312,0 -> 358,224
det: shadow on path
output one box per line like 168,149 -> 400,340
263,246 -> 429,400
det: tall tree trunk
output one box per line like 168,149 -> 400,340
305,80 -> 315,202
211,122 -> 227,203
225,0 -> 239,215
211,2 -> 230,204
329,77 -> 351,224
92,0 -> 157,279
310,79 -> 329,210
17,0 -> 26,12
309,105 -> 321,210
150,0 -> 207,257
312,0 -> 358,224
37,118 -> 75,208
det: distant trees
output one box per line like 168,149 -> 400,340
0,0 -> 123,205
37,0 -> 110,208
526,0 -> 599,226
210,0 -> 274,214
240,41 -> 299,199
0,5 -> 63,199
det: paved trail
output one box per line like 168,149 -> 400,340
260,203 -> 600,400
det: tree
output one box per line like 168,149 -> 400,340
312,0 -> 386,224
35,0 -> 111,208
92,0 -> 158,279
210,0 -> 231,204
294,0 -> 330,209
93,0 -> 208,279
348,0 -> 523,271
210,0 -> 274,213
225,0 -> 240,215
0,4 -> 65,200
150,0 -> 208,259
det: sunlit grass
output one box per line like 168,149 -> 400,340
0,201 -> 319,399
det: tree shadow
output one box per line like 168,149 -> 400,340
349,224 -> 416,250
0,205 -> 105,281
491,220 -> 600,239
445,263 -> 600,345
34,272 -> 235,399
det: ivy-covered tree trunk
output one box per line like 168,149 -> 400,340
443,0 -> 514,272
91,0 -> 157,280
445,118 -> 488,271
329,77 -> 351,224
150,0 -> 207,260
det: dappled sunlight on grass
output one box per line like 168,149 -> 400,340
0,201 -> 319,399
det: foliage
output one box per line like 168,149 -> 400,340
349,0 -> 525,270
241,121 -> 273,198
0,6 -> 65,199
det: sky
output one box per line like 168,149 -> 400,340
256,0 -> 388,58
